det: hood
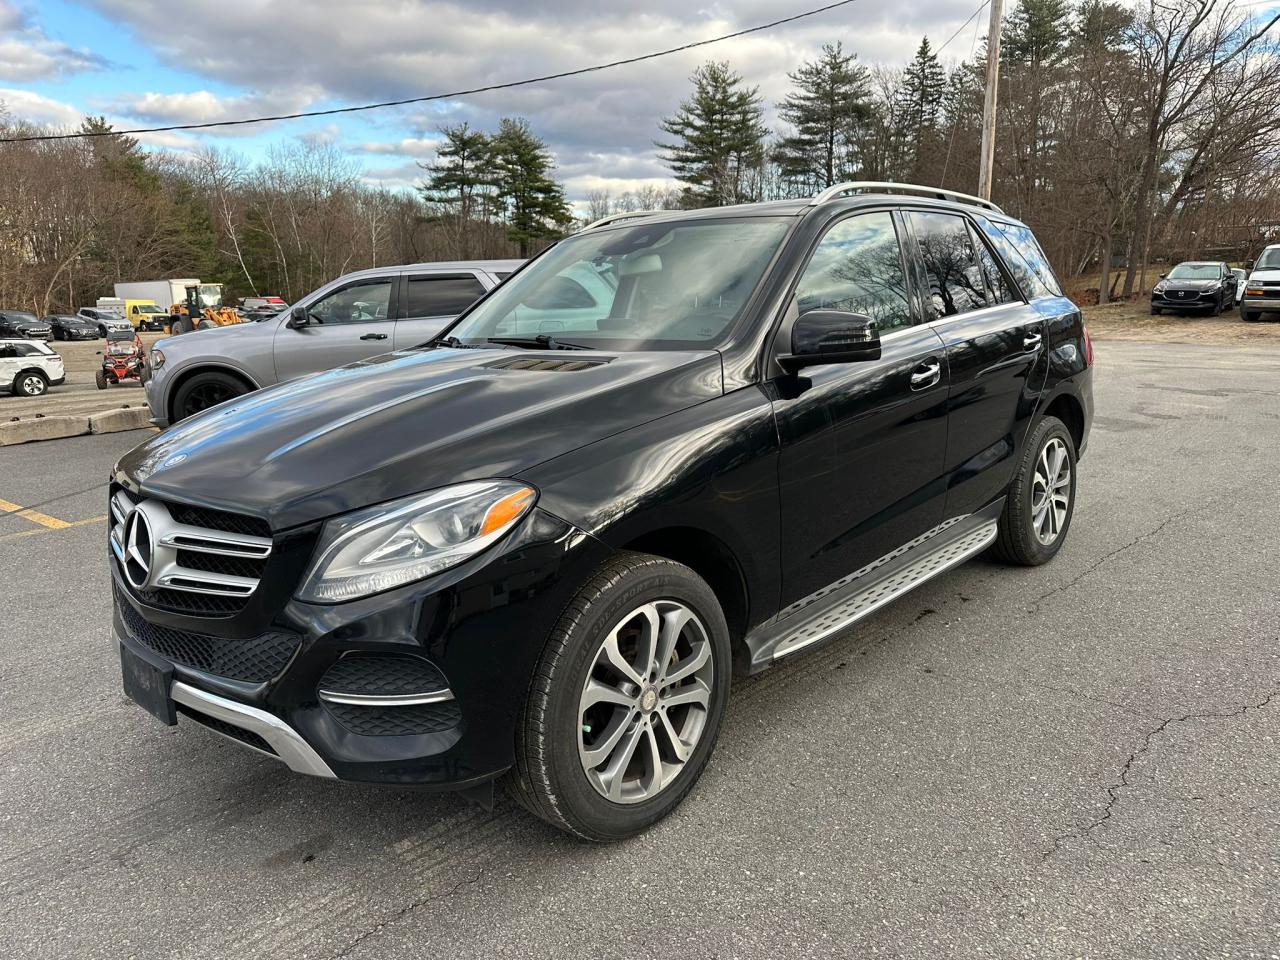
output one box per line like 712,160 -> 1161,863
1247,268 -> 1280,282
1159,278 -> 1220,290
117,346 -> 723,528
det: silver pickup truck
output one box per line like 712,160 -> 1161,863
143,259 -> 522,426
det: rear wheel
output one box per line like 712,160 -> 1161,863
171,370 -> 246,420
14,371 -> 48,397
197,318 -> 217,330
991,415 -> 1077,566
508,552 -> 731,841
169,317 -> 191,336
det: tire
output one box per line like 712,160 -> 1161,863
95,368 -> 108,390
169,317 -> 191,336
197,318 -> 217,331
97,324 -> 108,337
13,370 -> 48,397
1242,309 -> 1260,322
1150,305 -> 1162,316
507,552 -> 732,841
171,369 -> 247,420
990,415 -> 1077,567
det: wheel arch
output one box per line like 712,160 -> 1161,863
1041,392 -> 1084,454
618,525 -> 752,674
165,363 -> 259,422
12,366 -> 50,389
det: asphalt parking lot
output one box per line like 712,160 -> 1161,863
2,340 -> 1277,959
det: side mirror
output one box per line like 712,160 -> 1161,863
1159,273 -> 1167,279
287,306 -> 309,329
779,310 -> 881,373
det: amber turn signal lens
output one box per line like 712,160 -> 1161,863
480,486 -> 536,536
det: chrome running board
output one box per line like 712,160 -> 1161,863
171,681 -> 336,779
745,504 -> 1002,670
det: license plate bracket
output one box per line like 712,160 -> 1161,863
119,641 -> 176,725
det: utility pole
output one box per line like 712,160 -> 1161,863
977,0 -> 1004,201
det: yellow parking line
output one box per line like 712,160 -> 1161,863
0,514 -> 106,542
0,497 -> 72,530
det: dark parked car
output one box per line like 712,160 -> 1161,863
1150,261 -> 1235,315
0,310 -> 53,340
110,183 -> 1093,840
44,313 -> 100,341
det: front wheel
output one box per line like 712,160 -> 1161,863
1150,305 -> 1162,316
508,552 -> 732,841
171,370 -> 246,420
1242,309 -> 1261,322
991,415 -> 1077,566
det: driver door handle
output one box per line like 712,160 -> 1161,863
1023,332 -> 1043,352
360,333 -> 388,341
910,359 -> 941,391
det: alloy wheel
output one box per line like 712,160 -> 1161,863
183,381 -> 236,416
1031,437 -> 1070,545
21,375 -> 46,396
578,599 -> 714,805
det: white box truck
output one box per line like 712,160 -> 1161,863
114,279 -> 201,312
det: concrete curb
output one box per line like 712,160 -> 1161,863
1,408 -> 155,446
89,407 -> 154,435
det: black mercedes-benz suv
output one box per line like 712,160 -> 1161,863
111,183 -> 1093,840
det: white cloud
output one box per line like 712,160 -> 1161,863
115,88 -> 322,134
357,136 -> 442,159
0,86 -> 82,126
0,1 -> 106,80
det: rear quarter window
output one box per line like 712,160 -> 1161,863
974,215 -> 1062,300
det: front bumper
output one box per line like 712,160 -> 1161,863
1151,290 -> 1220,310
113,506 -> 611,789
1241,296 -> 1280,312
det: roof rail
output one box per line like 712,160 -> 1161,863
809,181 -> 1004,214
580,210 -> 667,231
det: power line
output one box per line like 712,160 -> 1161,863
2,0 -> 865,144
937,0 -> 991,55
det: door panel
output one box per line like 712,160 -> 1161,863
772,325 -> 950,609
394,272 -> 488,349
272,277 -> 395,382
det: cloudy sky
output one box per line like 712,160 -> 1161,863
1,0 -> 994,204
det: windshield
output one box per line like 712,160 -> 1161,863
1257,248 -> 1280,270
446,217 -> 791,349
137,305 -> 163,314
196,284 -> 222,308
1167,263 -> 1219,280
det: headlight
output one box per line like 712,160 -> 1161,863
296,481 -> 537,603
150,349 -> 165,369
1153,283 -> 1166,294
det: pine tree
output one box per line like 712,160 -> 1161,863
897,38 -> 947,174
774,42 -> 873,192
657,61 -> 767,206
488,117 -> 571,257
419,122 -> 492,222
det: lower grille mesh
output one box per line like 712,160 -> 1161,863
326,700 -> 462,737
319,655 -> 448,698
119,597 -> 299,683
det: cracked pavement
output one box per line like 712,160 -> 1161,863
2,341 -> 1278,959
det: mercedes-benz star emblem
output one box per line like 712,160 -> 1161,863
123,508 -> 154,590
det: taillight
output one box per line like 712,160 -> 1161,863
1083,325 -> 1094,367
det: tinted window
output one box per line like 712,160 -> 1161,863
969,223 -> 1018,304
795,212 -> 912,332
974,216 -> 1061,298
404,275 -> 486,318
308,278 -> 393,325
907,211 -> 991,317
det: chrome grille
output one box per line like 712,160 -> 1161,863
110,489 -> 272,609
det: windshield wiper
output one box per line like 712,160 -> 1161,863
428,335 -> 486,349
485,335 -> 589,351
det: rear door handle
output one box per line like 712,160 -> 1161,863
360,333 -> 388,341
1023,332 -> 1043,352
910,359 -> 941,391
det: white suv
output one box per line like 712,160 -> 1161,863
1,339 -> 65,397
1241,244 -> 1280,322
77,308 -> 132,336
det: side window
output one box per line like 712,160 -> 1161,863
906,210 -> 991,317
308,278 -> 393,325
0,345 -> 14,358
794,211 -> 913,332
403,274 -> 487,319
968,223 -> 1018,304
974,215 -> 1061,299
